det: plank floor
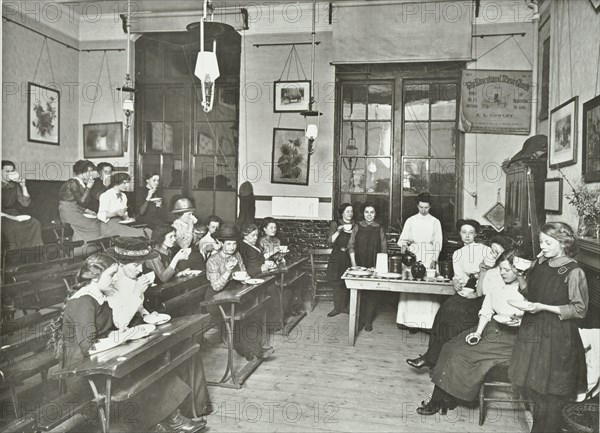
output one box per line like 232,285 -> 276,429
201,300 -> 531,433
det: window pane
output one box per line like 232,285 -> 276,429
429,159 -> 456,195
430,195 -> 455,234
165,87 -> 185,121
404,122 -> 429,156
216,122 -> 236,156
403,159 -> 429,193
342,85 -> 366,120
194,123 -> 214,155
430,122 -> 456,158
367,122 -> 391,156
340,158 -> 365,193
192,191 -> 214,219
194,156 -> 215,189
404,84 -> 429,121
215,157 -> 237,191
366,158 -> 391,194
144,122 -> 163,153
431,83 -> 457,120
401,195 -> 418,225
162,155 -> 183,188
215,192 -> 237,223
368,84 -> 392,120
163,122 -> 183,155
342,121 -> 366,156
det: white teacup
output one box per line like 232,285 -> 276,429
343,223 -> 353,232
279,245 -> 289,253
233,271 -> 249,280
7,171 -> 20,181
426,269 -> 436,279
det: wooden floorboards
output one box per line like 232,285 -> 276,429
201,301 -> 531,433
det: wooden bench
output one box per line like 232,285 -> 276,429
0,310 -> 62,418
2,280 -> 69,315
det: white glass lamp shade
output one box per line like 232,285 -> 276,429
195,51 -> 220,113
122,96 -> 135,113
305,124 -> 319,141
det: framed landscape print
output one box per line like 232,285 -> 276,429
582,94 -> 600,182
549,96 -> 578,168
271,128 -> 310,185
83,122 -> 124,158
273,81 -> 310,113
28,82 -> 60,145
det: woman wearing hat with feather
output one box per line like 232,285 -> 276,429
206,224 -> 273,361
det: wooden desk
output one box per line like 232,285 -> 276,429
342,272 -> 455,346
259,257 -> 308,335
53,315 -> 208,433
145,274 -> 208,312
199,276 -> 274,389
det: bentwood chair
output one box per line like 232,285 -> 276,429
307,249 -> 332,311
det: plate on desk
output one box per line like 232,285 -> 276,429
125,324 -> 156,340
143,313 -> 171,326
119,218 -> 136,224
347,270 -> 372,277
243,278 -> 265,285
378,272 -> 402,279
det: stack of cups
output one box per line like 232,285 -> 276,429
375,253 -> 389,274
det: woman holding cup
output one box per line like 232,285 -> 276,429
1,160 -> 43,249
145,224 -> 194,283
325,203 -> 354,317
137,171 -> 168,229
416,249 -> 526,415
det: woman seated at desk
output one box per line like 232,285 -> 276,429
258,217 -> 283,262
136,172 -> 169,229
199,215 -> 223,261
206,224 -> 273,361
406,222 -> 511,370
58,160 -> 102,242
416,249 -> 526,416
1,160 -> 43,249
97,173 -> 149,239
145,224 -> 193,283
53,253 -> 210,432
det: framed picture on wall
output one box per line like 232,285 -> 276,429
271,128 -> 310,185
544,178 -> 563,213
582,94 -> 600,182
83,122 -> 124,158
27,82 -> 60,145
549,96 -> 578,168
273,81 -> 311,113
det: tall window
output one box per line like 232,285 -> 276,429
402,81 -> 458,233
339,82 -> 393,224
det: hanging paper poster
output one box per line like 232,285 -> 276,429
460,70 -> 532,135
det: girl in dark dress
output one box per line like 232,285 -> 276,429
1,160 -> 43,249
509,222 -> 588,433
145,224 -> 193,283
55,253 -> 208,432
136,171 -> 169,229
326,203 -> 354,317
348,203 -> 387,331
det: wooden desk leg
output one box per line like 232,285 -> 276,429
211,305 -> 233,385
189,356 -> 198,419
278,275 -> 285,334
227,304 -> 241,388
348,289 -> 358,346
105,377 -> 112,433
87,378 -> 109,433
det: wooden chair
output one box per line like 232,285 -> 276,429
479,364 -> 532,425
307,249 -> 332,311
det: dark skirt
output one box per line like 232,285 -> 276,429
432,321 -> 518,401
59,201 -> 102,242
1,208 -> 43,249
423,294 -> 484,365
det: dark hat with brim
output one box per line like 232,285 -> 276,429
216,224 -> 240,241
107,237 -> 158,263
171,197 -> 196,214
456,219 -> 481,233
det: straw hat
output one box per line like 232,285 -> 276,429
107,237 -> 158,263
216,224 -> 240,241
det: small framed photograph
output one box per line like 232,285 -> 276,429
271,128 -> 310,185
483,202 -> 505,232
544,178 -> 563,213
582,94 -> 600,182
83,122 -> 124,158
549,96 -> 578,168
28,82 -> 60,145
273,80 -> 311,113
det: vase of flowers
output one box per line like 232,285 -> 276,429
566,180 -> 600,239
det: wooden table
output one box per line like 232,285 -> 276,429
145,273 -> 208,312
259,257 -> 308,335
199,276 -> 274,389
53,315 -> 208,433
342,272 -> 455,346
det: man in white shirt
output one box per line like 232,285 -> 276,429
396,192 -> 444,330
